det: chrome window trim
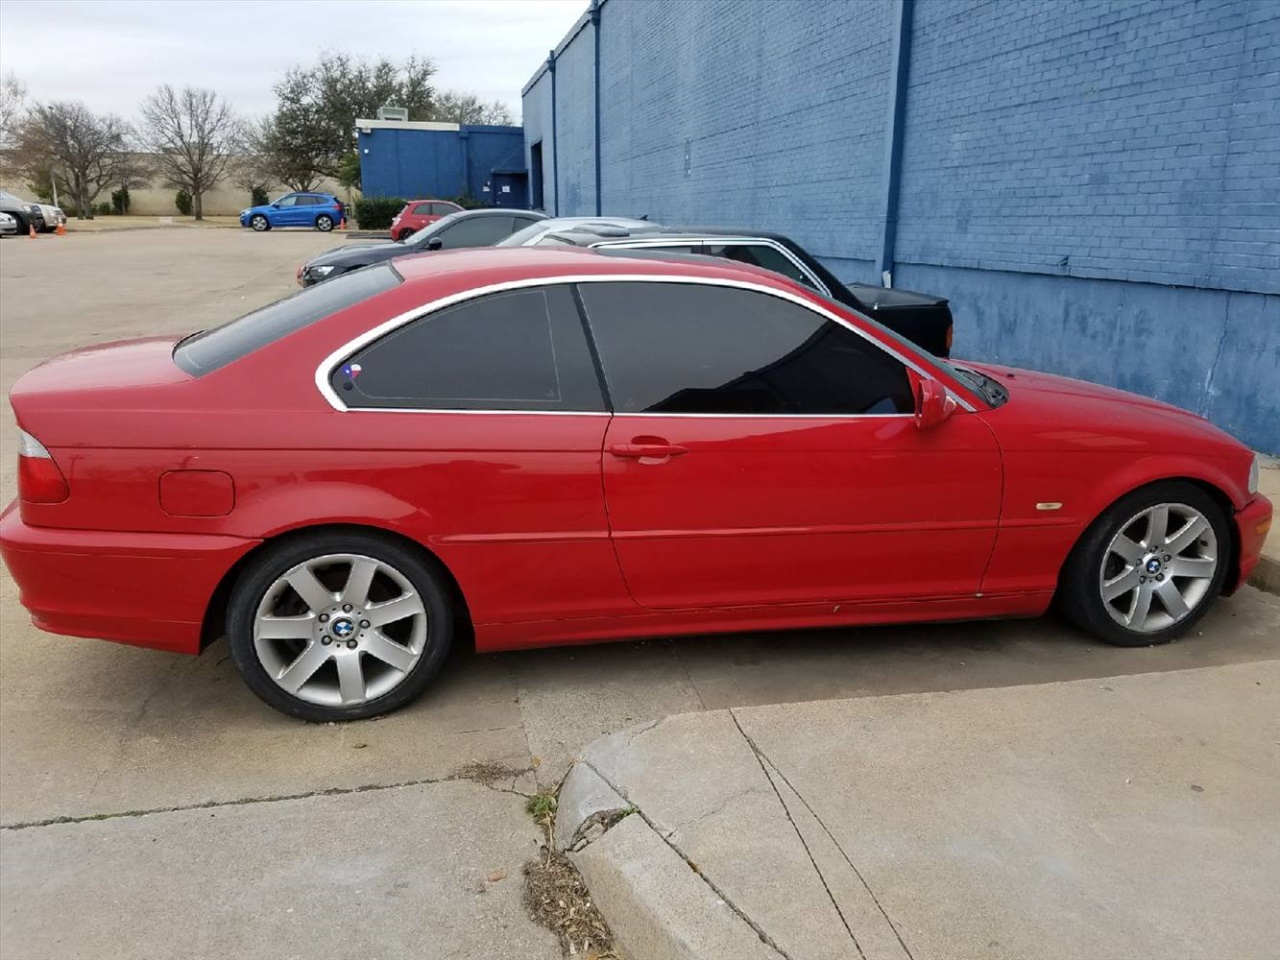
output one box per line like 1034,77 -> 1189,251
588,236 -> 830,295
314,274 -> 976,414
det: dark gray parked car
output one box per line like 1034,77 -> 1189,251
297,208 -> 548,286
0,190 -> 46,234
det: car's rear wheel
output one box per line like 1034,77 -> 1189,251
227,531 -> 454,721
1059,481 -> 1229,646
315,215 -> 334,232
250,214 -> 270,232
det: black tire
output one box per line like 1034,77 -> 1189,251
315,214 -> 334,232
10,213 -> 27,234
1058,480 -> 1230,647
227,530 -> 455,721
250,214 -> 270,232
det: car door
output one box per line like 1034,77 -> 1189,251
577,279 -> 1003,610
326,283 -> 631,624
271,194 -> 299,226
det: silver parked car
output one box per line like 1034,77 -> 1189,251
36,203 -> 66,232
0,211 -> 18,237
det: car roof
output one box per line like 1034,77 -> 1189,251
450,207 -> 545,218
540,223 -> 787,245
389,245 -> 800,292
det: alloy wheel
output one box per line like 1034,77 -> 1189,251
316,215 -> 334,232
253,553 -> 428,707
251,215 -> 268,231
1098,502 -> 1218,634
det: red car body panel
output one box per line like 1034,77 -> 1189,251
0,249 -> 1270,659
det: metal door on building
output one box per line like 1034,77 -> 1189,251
488,171 -> 529,209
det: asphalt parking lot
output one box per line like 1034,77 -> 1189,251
2,228 -> 1278,957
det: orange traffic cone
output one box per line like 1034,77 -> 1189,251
28,222 -> 37,238
339,214 -> 347,230
55,221 -> 66,236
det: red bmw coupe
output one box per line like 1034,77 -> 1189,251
1,249 -> 1271,721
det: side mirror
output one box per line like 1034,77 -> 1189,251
270,203 -> 280,208
914,377 -> 956,431
426,236 -> 444,251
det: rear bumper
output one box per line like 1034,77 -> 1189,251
0,502 -> 260,654
1230,494 -> 1273,593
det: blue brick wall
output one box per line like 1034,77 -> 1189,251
523,70 -> 556,211
554,24 -> 597,215
359,125 -> 524,202
524,0 -> 1280,451
897,0 -> 1280,293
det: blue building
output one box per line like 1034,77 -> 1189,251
356,119 -> 528,207
523,0 -> 1279,453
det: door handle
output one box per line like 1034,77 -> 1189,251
609,442 -> 689,459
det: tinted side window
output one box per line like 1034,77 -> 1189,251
412,203 -> 433,215
334,285 -> 604,412
578,283 -> 913,416
175,265 -> 402,376
275,195 -> 297,207
430,202 -> 456,216
437,216 -> 514,249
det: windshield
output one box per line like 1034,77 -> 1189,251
404,210 -> 470,245
174,264 -> 402,375
495,221 -> 551,247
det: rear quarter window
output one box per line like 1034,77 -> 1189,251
174,265 -> 402,375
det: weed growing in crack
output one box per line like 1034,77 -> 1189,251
521,785 -> 620,959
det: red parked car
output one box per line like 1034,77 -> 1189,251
388,199 -> 463,241
1,249 -> 1271,722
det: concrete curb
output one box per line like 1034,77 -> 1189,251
557,760 -> 782,960
1248,555 -> 1280,596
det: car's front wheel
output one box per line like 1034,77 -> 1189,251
1059,481 -> 1230,646
250,214 -> 270,232
227,531 -> 455,721
315,215 -> 334,232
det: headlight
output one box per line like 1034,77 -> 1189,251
309,265 -> 336,278
240,209 -> 249,216
1248,455 -> 1259,495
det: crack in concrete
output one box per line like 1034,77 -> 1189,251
731,710 -> 917,960
581,759 -> 791,960
730,711 -> 867,960
2,768 -> 533,832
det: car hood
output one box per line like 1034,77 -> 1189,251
964,361 -> 1245,453
307,240 -> 409,269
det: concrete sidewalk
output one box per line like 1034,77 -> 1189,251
1,776 -> 558,960
558,661 -> 1280,960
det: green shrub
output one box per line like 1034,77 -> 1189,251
111,186 -> 130,216
451,193 -> 489,210
353,196 -> 405,230
95,201 -> 113,216
175,189 -> 193,216
250,185 -> 269,207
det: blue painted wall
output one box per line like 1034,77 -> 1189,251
523,0 -> 1279,452
359,124 -> 527,205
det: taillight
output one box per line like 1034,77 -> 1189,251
17,429 -> 69,503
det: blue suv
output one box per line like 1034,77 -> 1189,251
239,192 -> 344,232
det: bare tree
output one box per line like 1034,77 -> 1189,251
432,91 -> 514,126
139,85 -> 241,220
0,73 -> 26,149
16,102 -> 131,218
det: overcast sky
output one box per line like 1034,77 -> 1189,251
0,0 -> 587,121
